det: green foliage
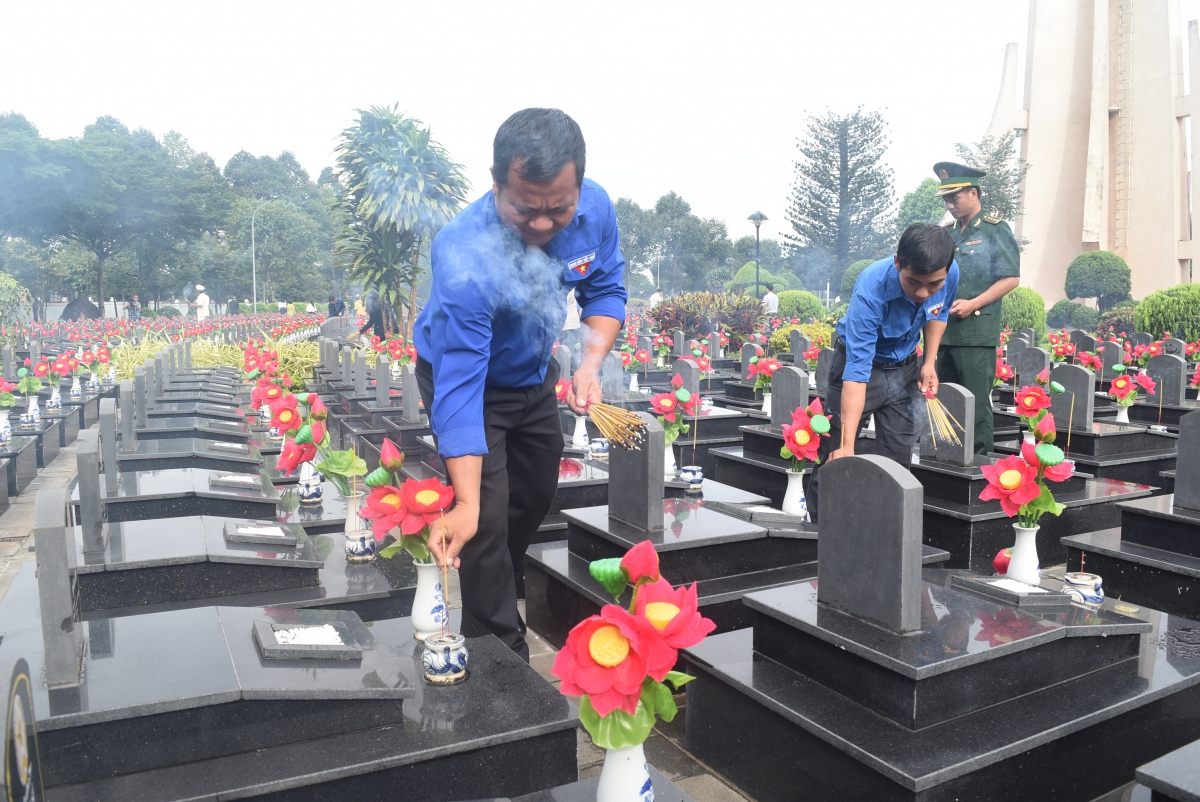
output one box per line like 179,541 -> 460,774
776,290 -> 824,321
769,322 -> 835,353
1065,251 -> 1132,312
1098,302 -> 1138,337
784,107 -> 895,289
578,674 -> 692,751
333,105 -> 469,340
825,301 -> 849,324
1135,284 -> 1200,340
1047,299 -> 1079,329
839,259 -> 874,300
1000,286 -> 1046,336
588,558 -> 628,600
0,272 -> 29,328
648,291 -> 764,351
616,193 -> 739,295
139,308 -> 157,320
894,179 -> 945,235
729,262 -> 787,291
157,306 -> 181,318
954,131 -> 1030,224
1070,304 -> 1099,331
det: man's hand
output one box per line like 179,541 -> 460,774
827,446 -> 855,462
567,365 -> 600,415
427,503 -> 479,569
949,298 -> 976,318
919,363 -> 939,396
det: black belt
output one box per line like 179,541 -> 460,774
834,339 -> 918,370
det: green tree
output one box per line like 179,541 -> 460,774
954,131 -> 1030,224
229,199 -> 322,303
1065,251 -> 1132,312
784,107 -> 894,292
1000,286 -> 1046,336
333,106 -> 469,339
616,193 -> 735,296
777,290 -> 824,321
1135,285 -> 1200,340
839,258 -> 874,300
894,178 -> 945,234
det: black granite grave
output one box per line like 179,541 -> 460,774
682,455 -> 1200,802
1131,738 -> 1200,801
21,417 -> 60,468
0,435 -> 37,496
71,467 -> 281,523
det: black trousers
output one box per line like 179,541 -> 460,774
416,358 -> 564,662
807,344 -> 921,523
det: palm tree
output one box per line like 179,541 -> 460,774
332,106 -> 469,339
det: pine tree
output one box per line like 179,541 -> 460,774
953,132 -> 1029,223
784,108 -> 894,292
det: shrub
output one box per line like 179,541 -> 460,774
777,290 -> 825,322
1046,299 -> 1082,329
769,322 -> 835,353
1065,251 -> 1132,312
1136,284 -> 1200,340
825,302 -> 849,325
648,290 -> 764,352
627,297 -> 648,310
158,306 -> 182,318
0,272 -> 29,328
1000,286 -> 1046,336
730,262 -> 788,292
840,259 -> 874,300
1070,304 -> 1099,332
139,308 -> 157,320
291,302 -> 307,315
1097,302 -> 1138,338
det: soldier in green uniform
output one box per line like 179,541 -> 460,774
932,162 -> 1021,455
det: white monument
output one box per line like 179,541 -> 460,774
989,1 -> 1197,301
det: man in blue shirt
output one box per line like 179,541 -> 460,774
413,109 -> 627,659
807,224 -> 959,522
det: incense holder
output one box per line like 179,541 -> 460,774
1061,572 -> 1104,606
422,631 -> 468,685
679,465 -> 703,493
590,438 -> 610,459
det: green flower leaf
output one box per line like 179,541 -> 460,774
780,446 -> 794,460
294,423 -> 314,445
16,368 -> 26,378
589,557 -> 629,600
578,695 -> 656,751
810,415 -> 831,434
664,671 -> 696,689
364,466 -> 393,487
316,450 -> 368,478
644,677 -> 678,722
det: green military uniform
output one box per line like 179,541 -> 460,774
932,162 -> 1021,455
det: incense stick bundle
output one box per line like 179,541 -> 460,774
589,403 -> 648,450
926,395 -> 964,447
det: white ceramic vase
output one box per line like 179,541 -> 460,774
761,392 -> 772,416
70,375 -> 81,398
596,743 -> 654,802
1006,524 -> 1041,585
1022,431 -> 1036,445
571,415 -> 589,448
781,470 -> 809,521
656,356 -> 664,368
629,373 -> 639,393
26,396 -> 39,422
0,410 -> 10,444
1062,572 -> 1105,606
343,504 -> 375,563
412,560 -> 448,641
664,443 -> 677,480
1115,406 -> 1130,424
48,385 -> 61,409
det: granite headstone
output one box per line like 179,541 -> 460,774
1014,347 -> 1049,388
607,411 -> 664,532
601,352 -> 624,400
1048,363 -> 1095,432
99,399 -> 118,494
135,367 -> 147,427
741,343 -> 757,381
341,347 -> 352,386
1145,353 -> 1188,406
707,332 -> 723,359
75,431 -> 104,547
815,348 -> 835,395
375,355 -> 390,406
789,330 -> 810,358
2,345 -> 13,382
672,359 -> 700,399
1098,340 -> 1125,375
402,364 -> 421,423
1173,410 -> 1200,512
1163,338 -> 1187,357
354,350 -> 367,396
919,383 -> 974,466
817,455 -> 923,633
120,379 -> 136,450
1130,332 -> 1154,347
770,366 -> 809,429
1069,330 -> 1097,354
33,488 -> 82,688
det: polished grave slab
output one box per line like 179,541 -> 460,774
0,435 -> 38,496
40,405 -> 81,448
116,436 -> 264,474
1133,738 -> 1200,802
994,421 -> 1177,489
682,571 -> 1200,802
71,467 -> 281,522
466,767 -> 695,802
131,414 -> 251,443
145,399 -> 246,421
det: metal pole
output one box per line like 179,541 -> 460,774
251,199 -> 272,312
754,226 -> 761,300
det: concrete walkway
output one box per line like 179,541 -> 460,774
0,442 -> 78,601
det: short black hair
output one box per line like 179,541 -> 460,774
494,108 -> 586,188
765,283 -> 774,292
896,224 -> 955,275
656,287 -> 662,293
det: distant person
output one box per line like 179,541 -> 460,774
31,297 -> 43,322
126,294 -> 141,321
61,295 -> 101,321
762,283 -> 779,314
228,298 -> 240,315
327,296 -> 339,318
306,301 -> 316,313
358,289 -> 385,340
189,285 -> 211,320
277,300 -> 287,314
648,287 -> 663,309
354,297 -> 365,316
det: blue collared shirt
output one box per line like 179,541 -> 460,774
414,178 -> 628,458
834,257 -> 959,383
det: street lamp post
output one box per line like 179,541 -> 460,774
747,212 -> 768,299
250,199 -> 274,310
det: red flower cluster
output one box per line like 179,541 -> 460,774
360,477 -> 456,541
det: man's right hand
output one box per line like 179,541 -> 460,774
427,504 -> 479,569
826,446 -> 855,462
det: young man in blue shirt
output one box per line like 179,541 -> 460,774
806,224 -> 959,522
413,109 -> 627,659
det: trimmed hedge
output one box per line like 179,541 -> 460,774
1046,299 -> 1078,329
777,290 -> 824,321
769,322 -> 835,353
1000,286 -> 1046,337
1135,285 -> 1200,340
1065,250 -> 1132,312
840,259 -> 874,300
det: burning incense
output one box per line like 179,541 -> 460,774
589,403 -> 648,450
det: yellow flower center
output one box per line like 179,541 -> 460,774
415,489 -> 441,506
999,470 -> 1023,490
381,493 -> 400,509
1022,396 -> 1036,407
661,399 -> 674,409
795,430 -> 811,445
279,410 -> 293,423
588,625 -> 630,667
645,602 -> 681,631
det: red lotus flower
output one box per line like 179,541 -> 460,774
555,378 -> 570,402
620,540 -> 659,584
307,394 -> 327,420
979,455 -> 1041,516
359,485 -> 407,541
552,606 -> 655,716
621,352 -> 632,368
399,478 -> 455,535
275,439 -> 317,474
782,413 -> 821,462
1021,441 -> 1075,483
1015,386 -> 1051,416
1135,371 -> 1156,395
1191,365 -> 1200,388
635,578 -> 716,670
1048,333 -> 1061,345
634,349 -> 651,364
269,394 -> 302,432
33,361 -> 49,378
696,356 -> 712,372
671,373 -> 683,389
1033,413 -> 1056,443
650,391 -> 679,423
1036,368 -> 1049,385
1053,345 -> 1067,357
1109,374 -> 1135,401
310,420 -> 327,446
379,437 -> 405,471
995,360 -> 1014,381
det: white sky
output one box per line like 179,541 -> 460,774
6,1 -> 1200,245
